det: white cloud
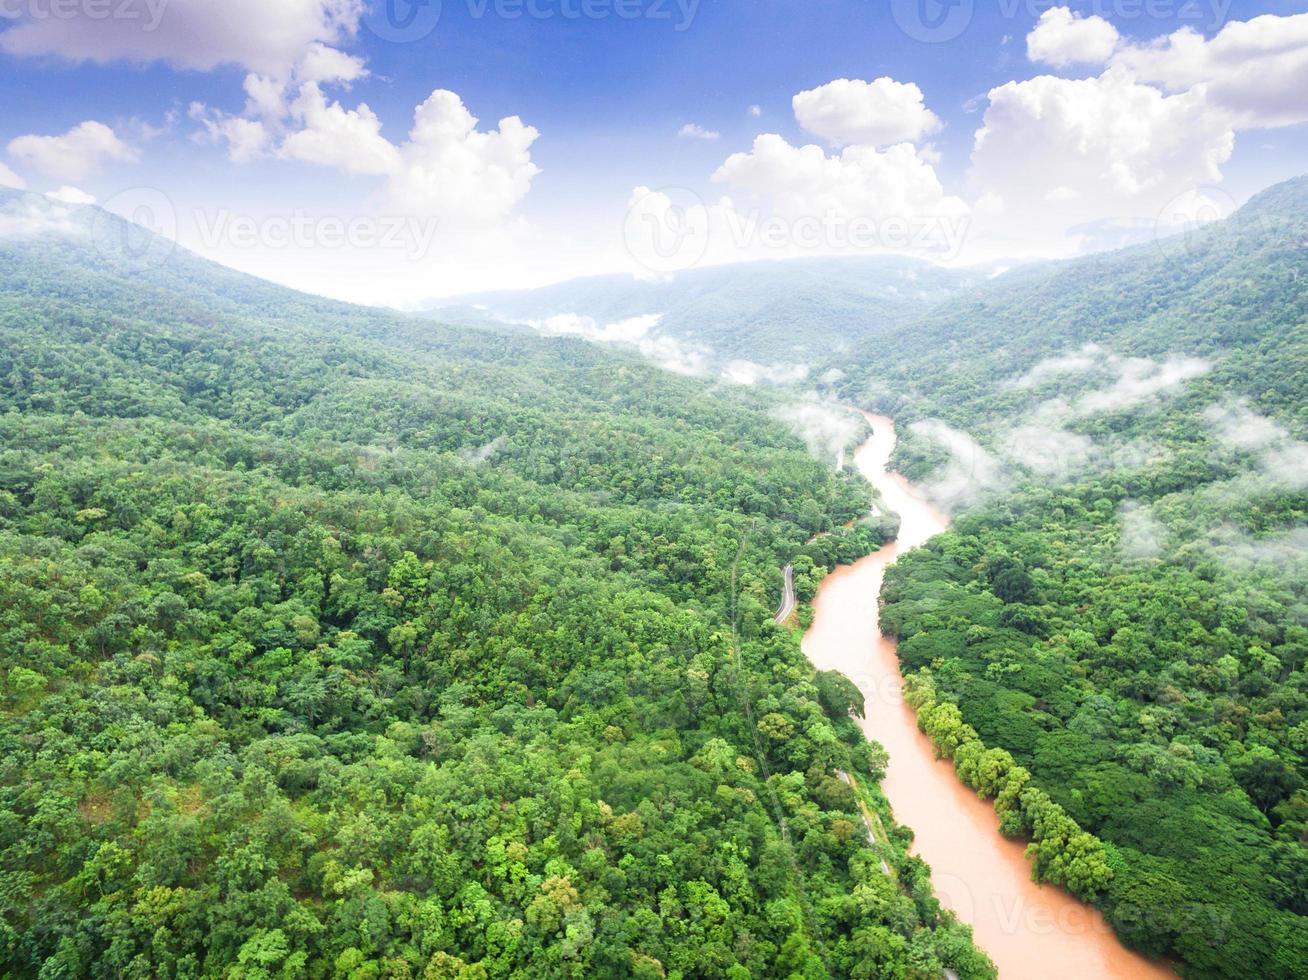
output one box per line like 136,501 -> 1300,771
0,194 -> 85,239
909,419 -> 1009,510
748,105 -> 763,117
1204,401 -> 1308,493
7,121 -> 138,182
793,77 -> 942,148
528,312 -> 660,344
297,42 -> 368,85
1119,501 -> 1166,561
387,91 -> 540,225
1074,355 -> 1210,414
46,186 -> 95,205
0,0 -> 364,76
1007,343 -> 1106,389
0,163 -> 25,190
968,68 -> 1233,255
713,134 -> 968,237
1111,13 -> 1308,129
192,111 -> 271,164
280,83 -> 400,175
518,312 -> 710,376
773,401 -> 862,464
721,360 -> 809,386
678,123 -> 721,141
200,83 -> 540,227
1027,7 -> 1120,68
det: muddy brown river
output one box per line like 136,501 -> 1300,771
802,413 -> 1173,979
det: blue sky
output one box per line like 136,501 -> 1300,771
2,0 -> 1307,303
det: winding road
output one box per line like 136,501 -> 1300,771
773,563 -> 796,623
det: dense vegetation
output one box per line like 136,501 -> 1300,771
0,191 -> 993,978
839,178 -> 1308,978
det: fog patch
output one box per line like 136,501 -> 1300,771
459,435 -> 507,466
639,335 -> 711,376
819,368 -> 846,385
1205,525 -> 1308,572
1202,399 -> 1308,496
910,419 -> 1008,510
721,360 -> 809,386
529,312 -> 660,344
773,401 -> 862,467
1006,345 -> 1210,417
1008,344 -> 1105,390
520,311 -> 711,377
0,194 -> 86,239
1119,502 -> 1167,562
1000,421 -> 1095,482
1075,355 -> 1210,415
1204,401 -> 1286,452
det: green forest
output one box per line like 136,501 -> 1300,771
838,179 -> 1308,978
0,192 -> 993,979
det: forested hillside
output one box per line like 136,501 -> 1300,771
429,257 -> 977,374
0,190 -> 992,978
839,178 -> 1308,978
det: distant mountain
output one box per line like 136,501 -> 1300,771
836,176 -> 1308,434
425,256 -> 986,377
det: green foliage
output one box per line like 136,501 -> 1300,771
862,180 -> 1308,979
0,194 -> 991,978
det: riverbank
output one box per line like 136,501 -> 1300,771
802,412 -> 1173,979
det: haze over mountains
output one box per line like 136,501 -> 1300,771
425,257 -> 989,378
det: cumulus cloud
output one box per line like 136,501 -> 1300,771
793,77 -> 942,148
279,82 -> 400,175
198,83 -> 540,227
969,68 -> 1233,254
0,0 -> 364,76
1111,13 -> 1308,130
712,135 -> 970,251
7,121 -> 138,182
46,186 -> 96,205
678,123 -> 720,141
1026,7 -> 1120,68
0,163 -> 25,190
